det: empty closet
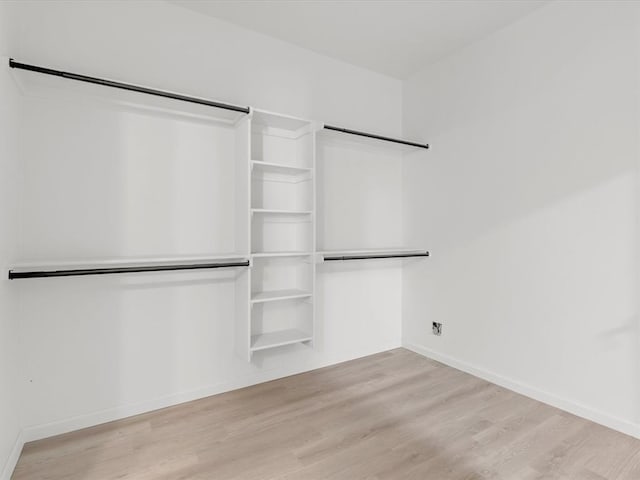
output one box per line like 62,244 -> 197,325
9,60 -> 429,362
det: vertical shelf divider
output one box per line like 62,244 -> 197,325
310,122 -> 318,349
234,112 -> 253,362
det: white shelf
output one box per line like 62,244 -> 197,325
250,329 -> 313,352
252,208 -> 312,215
319,248 -> 426,257
10,253 -> 249,273
252,109 -> 314,132
252,160 -> 312,175
246,109 -> 316,361
251,289 -> 312,304
251,251 -> 313,258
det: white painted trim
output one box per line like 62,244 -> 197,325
0,430 -> 24,480
404,342 -> 640,440
22,344 -> 400,443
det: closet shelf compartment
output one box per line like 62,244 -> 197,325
251,208 -> 312,215
251,289 -> 312,304
250,329 -> 313,352
252,109 -> 315,133
251,160 -> 312,175
251,251 -> 313,258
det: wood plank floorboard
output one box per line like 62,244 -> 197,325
12,348 -> 640,479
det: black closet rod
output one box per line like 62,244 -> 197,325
9,59 -> 430,148
323,125 -> 429,150
324,252 -> 430,262
8,59 -> 251,114
8,261 -> 250,280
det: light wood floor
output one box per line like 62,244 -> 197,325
12,348 -> 640,479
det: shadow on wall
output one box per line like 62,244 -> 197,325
16,92 -> 257,478
316,137 -> 403,252
401,2 -> 640,430
403,2 -> 639,252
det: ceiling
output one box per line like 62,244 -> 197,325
169,0 -> 548,79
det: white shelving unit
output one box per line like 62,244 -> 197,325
250,329 -> 313,352
234,109 -> 317,361
251,289 -> 313,304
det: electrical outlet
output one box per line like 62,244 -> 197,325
432,322 -> 442,336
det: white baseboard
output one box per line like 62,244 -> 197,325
404,342 -> 640,440
22,343 -> 400,443
0,430 -> 24,480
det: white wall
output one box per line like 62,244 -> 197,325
0,3 -> 23,478
6,0 -> 403,442
13,0 -> 401,136
7,0 -> 639,473
403,1 -> 640,436
316,134 -> 404,371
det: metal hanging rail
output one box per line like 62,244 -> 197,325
323,251 -> 429,262
7,60 -> 429,276
323,125 -> 429,150
8,59 -> 251,114
8,59 -> 430,148
8,260 -> 251,280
